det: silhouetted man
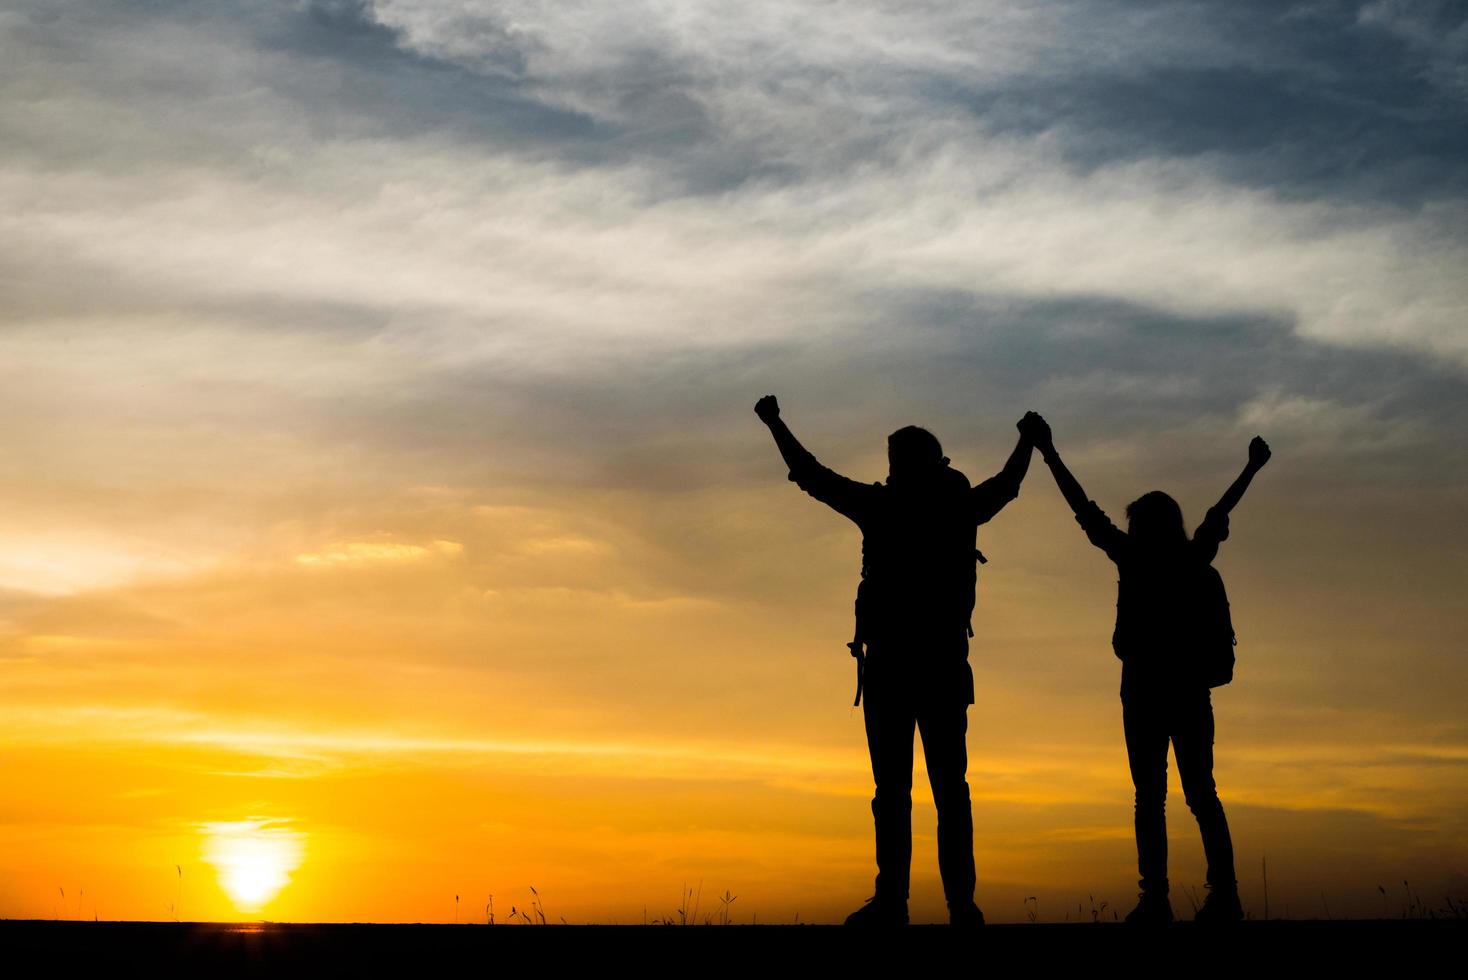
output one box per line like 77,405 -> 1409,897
1020,412 -> 1269,924
755,395 -> 1038,927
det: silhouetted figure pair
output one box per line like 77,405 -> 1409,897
756,397 -> 1269,927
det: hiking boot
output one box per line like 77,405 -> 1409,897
1194,886 -> 1244,924
1124,890 -> 1174,925
948,901 -> 985,928
843,895 -> 909,927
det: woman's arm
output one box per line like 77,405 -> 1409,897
1020,413 -> 1089,515
1193,436 -> 1270,557
1021,412 -> 1126,559
1212,436 -> 1271,518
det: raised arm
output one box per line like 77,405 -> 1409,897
1212,436 -> 1271,518
755,395 -> 818,473
1020,412 -> 1127,559
970,427 -> 1035,524
996,430 -> 1035,492
755,395 -> 876,523
1192,436 -> 1270,557
1020,412 -> 1089,516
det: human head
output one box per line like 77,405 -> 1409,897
1125,490 -> 1187,548
887,425 -> 946,480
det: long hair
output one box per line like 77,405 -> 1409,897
1125,490 -> 1187,549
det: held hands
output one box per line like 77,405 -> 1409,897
754,394 -> 781,424
1017,411 -> 1053,455
1248,435 -> 1272,469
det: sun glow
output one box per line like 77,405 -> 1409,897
201,820 -> 305,913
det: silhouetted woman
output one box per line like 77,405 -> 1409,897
1019,413 -> 1270,924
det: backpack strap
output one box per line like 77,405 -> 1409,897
847,637 -> 865,707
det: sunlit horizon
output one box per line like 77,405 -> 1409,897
201,820 -> 306,913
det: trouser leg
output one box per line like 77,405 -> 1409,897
1122,696 -> 1170,893
1174,690 -> 1237,890
864,695 -> 916,903
917,703 -> 975,908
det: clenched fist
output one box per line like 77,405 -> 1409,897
1248,435 -> 1271,468
754,394 -> 781,424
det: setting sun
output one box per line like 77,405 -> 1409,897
201,822 -> 306,914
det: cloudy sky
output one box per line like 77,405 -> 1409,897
1,0 -> 1465,923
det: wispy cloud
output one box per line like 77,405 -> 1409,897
295,538 -> 463,567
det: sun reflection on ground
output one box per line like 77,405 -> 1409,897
200,820 -> 305,913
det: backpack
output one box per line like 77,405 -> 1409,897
845,461 -> 982,705
846,547 -> 984,706
1195,564 -> 1237,687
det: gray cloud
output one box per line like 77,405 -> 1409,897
1,0 -> 1464,562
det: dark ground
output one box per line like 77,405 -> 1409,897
4,920 -> 1462,973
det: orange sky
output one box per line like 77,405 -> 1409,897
3,1 -> 1466,924
2,463 -> 1464,923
